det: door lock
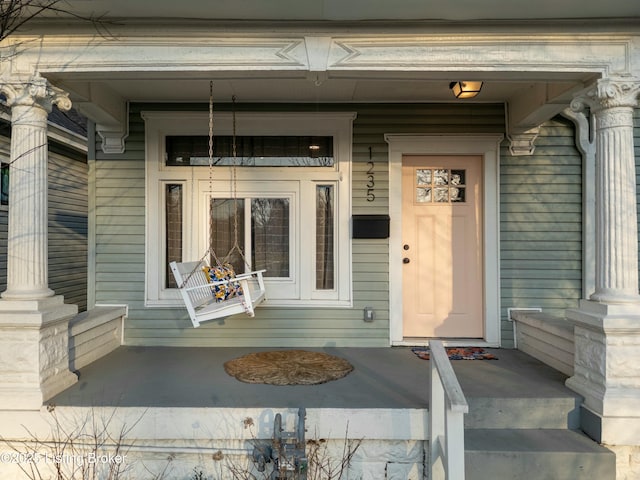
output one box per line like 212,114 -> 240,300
403,257 -> 410,264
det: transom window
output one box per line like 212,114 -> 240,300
166,135 -> 334,167
145,111 -> 354,307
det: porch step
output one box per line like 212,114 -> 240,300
465,428 -> 615,480
464,396 -> 581,429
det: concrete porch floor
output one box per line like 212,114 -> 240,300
49,346 -> 577,409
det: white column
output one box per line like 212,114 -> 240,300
566,76 -> 640,445
0,75 -> 77,409
572,78 -> 640,304
0,75 -> 71,299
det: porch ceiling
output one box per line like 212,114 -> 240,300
55,74 -> 556,105
48,62 -> 598,105
45,57 -> 597,151
23,1 -> 636,140
37,2 -> 635,106
50,0 -> 640,22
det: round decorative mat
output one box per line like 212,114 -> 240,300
224,350 -> 354,385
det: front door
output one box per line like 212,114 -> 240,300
401,155 -> 484,338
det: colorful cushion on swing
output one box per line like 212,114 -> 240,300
202,264 -> 244,302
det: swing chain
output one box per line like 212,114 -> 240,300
208,81 -> 225,268
208,81 -> 214,175
178,81 -> 218,288
178,84 -> 250,306
223,94 -> 248,270
226,95 -> 251,315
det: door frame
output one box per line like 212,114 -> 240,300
385,134 -> 504,346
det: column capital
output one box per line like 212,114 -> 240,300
0,74 -> 71,113
570,76 -> 640,113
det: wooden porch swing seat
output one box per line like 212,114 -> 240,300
170,260 -> 266,327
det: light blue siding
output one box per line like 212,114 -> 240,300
48,150 -> 89,310
636,107 -> 640,287
91,106 -> 626,348
500,116 -> 583,347
0,134 -> 88,309
92,103 -> 506,347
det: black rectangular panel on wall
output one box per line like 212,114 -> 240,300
352,215 -> 390,239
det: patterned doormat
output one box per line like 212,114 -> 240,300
412,347 -> 498,361
224,350 -> 354,385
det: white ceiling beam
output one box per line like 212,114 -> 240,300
506,81 -> 589,155
61,82 -> 129,154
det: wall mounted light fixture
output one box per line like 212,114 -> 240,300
449,81 -> 483,99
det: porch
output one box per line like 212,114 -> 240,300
36,346 -> 613,480
50,346 -> 568,410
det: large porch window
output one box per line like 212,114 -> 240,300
209,197 -> 290,278
145,111 -> 354,308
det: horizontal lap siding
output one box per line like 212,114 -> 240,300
0,138 -> 7,289
636,108 -> 640,286
0,135 -> 87,308
93,108 -> 146,313
48,152 -> 89,310
500,116 -> 583,347
94,103 -> 504,347
350,104 -> 504,348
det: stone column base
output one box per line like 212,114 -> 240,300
566,300 -> 640,445
0,296 -> 78,410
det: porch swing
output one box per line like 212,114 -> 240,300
169,83 -> 266,327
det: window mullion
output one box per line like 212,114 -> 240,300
299,182 -> 314,300
243,197 -> 252,272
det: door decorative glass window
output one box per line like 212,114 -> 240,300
415,168 -> 466,204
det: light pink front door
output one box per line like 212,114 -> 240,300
401,155 -> 484,338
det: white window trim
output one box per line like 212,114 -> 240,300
143,111 -> 355,308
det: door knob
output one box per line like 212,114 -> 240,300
403,257 -> 410,264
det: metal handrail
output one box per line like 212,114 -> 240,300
428,340 -> 469,480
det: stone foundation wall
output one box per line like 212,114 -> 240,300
0,407 -> 428,480
0,434 -> 426,479
607,445 -> 640,480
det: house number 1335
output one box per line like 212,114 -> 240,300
366,161 -> 375,202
